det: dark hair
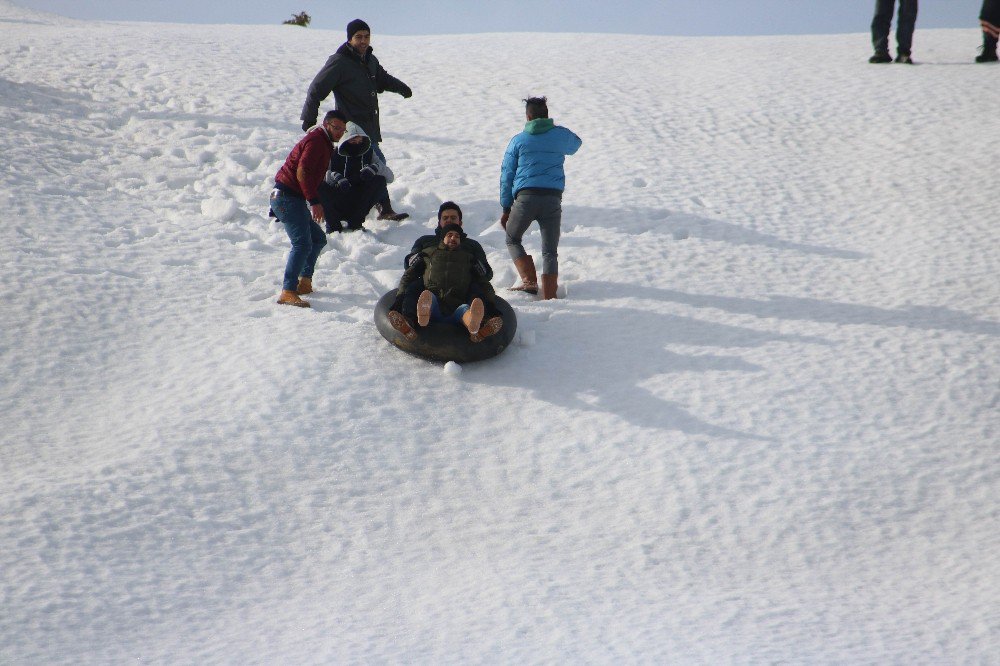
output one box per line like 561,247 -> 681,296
323,110 -> 347,123
524,96 -> 548,120
437,201 -> 463,222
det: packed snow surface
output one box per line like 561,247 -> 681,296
1,1 -> 998,663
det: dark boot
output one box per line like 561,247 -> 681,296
976,35 -> 999,62
868,51 -> 892,63
376,200 -> 409,222
539,274 -> 558,300
510,255 -> 538,294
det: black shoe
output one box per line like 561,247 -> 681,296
894,53 -> 914,64
975,48 -> 999,63
869,51 -> 892,63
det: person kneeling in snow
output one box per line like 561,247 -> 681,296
318,121 -> 394,233
387,224 -> 504,343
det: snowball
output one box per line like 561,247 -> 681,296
443,361 -> 463,376
200,197 -> 239,221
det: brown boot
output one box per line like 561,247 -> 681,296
540,274 -> 558,300
296,277 -> 313,295
277,290 -> 310,308
471,315 -> 503,343
462,298 -> 484,336
376,200 -> 410,222
387,310 -> 418,341
510,255 -> 538,294
416,289 -> 433,327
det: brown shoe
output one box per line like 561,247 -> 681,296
462,298 -> 484,335
471,315 -> 503,342
296,277 -> 313,295
277,289 -> 310,308
387,310 -> 418,341
510,255 -> 538,294
416,289 -> 433,327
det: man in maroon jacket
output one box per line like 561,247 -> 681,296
270,110 -> 348,307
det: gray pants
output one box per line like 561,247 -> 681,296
505,190 -> 562,275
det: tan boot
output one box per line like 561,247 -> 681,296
416,289 -> 433,327
462,298 -> 484,336
296,277 -> 313,295
540,274 -> 558,300
510,255 -> 538,294
277,290 -> 310,308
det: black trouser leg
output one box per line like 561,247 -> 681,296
985,32 -> 999,53
345,178 -> 386,229
895,0 -> 918,55
318,182 -> 345,232
871,0 -> 895,53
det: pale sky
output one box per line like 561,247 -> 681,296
12,0 -> 988,37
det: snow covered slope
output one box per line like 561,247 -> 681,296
1,1 -> 998,662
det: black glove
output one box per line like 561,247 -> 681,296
400,85 -> 412,99
302,119 -> 313,132
359,164 -> 379,182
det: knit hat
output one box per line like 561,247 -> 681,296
440,223 -> 464,238
437,201 -> 463,221
346,19 -> 370,40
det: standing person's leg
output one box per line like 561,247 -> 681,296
870,0 -> 895,57
505,194 -> 539,293
535,194 -> 563,300
301,220 -> 327,280
895,0 -> 918,57
372,144 -> 408,221
271,192 -> 314,307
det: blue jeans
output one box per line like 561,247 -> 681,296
271,191 -> 327,292
427,293 -> 470,326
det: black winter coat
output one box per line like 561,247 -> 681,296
301,43 -> 410,143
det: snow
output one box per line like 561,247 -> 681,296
1,1 -> 998,662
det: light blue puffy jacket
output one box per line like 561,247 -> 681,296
499,118 -> 582,210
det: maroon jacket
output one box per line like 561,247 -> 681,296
274,127 -> 336,204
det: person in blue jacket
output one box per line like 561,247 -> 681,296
499,96 -> 582,300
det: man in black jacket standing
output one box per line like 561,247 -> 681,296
301,19 -> 412,220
